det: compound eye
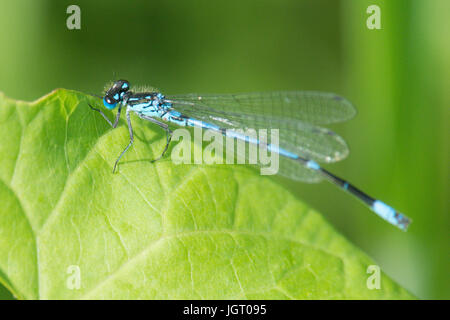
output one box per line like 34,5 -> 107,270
103,96 -> 117,109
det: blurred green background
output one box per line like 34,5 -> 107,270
0,0 -> 448,300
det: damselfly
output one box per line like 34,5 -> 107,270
88,79 -> 411,230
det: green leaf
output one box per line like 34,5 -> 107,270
0,89 -> 413,299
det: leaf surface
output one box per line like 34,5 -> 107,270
0,90 -> 413,299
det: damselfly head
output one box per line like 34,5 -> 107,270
103,79 -> 130,109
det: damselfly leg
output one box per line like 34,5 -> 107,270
90,101 -> 173,172
137,113 -> 173,162
113,107 -> 134,173
88,103 -> 122,128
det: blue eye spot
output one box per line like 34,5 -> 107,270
113,93 -> 120,100
122,83 -> 128,89
103,97 -> 117,109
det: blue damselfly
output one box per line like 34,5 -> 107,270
88,80 -> 411,230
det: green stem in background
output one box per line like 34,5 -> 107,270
341,0 -> 448,299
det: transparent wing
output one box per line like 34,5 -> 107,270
216,132 -> 324,183
163,92 -> 352,183
164,93 -> 350,163
166,91 -> 356,125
